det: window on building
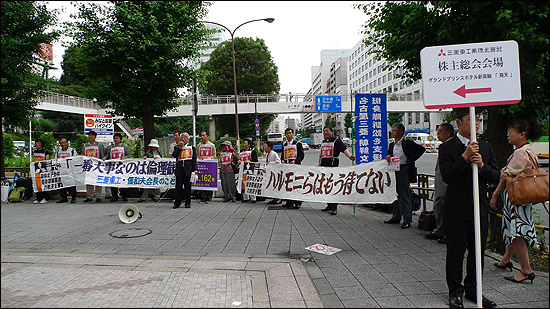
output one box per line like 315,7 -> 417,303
387,72 -> 392,80
424,113 -> 429,122
369,71 -> 372,79
369,59 -> 372,67
416,113 -> 420,124
382,76 -> 386,83
408,113 -> 412,125
393,83 -> 398,92
378,66 -> 382,74
378,77 -> 381,85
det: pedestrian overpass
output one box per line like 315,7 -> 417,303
35,91 -> 446,138
36,91 -> 440,116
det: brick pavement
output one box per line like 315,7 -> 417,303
1,198 -> 548,308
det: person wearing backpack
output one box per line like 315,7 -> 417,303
56,137 -> 78,203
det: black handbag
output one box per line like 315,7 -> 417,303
418,211 -> 436,231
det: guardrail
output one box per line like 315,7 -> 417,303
38,91 -> 102,110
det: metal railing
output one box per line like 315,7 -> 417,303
38,90 -> 102,110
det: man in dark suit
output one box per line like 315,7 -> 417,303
438,108 -> 499,308
172,132 -> 197,209
384,123 -> 425,228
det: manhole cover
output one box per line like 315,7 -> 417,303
109,228 -> 152,238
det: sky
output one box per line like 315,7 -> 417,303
47,1 -> 368,96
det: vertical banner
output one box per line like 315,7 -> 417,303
192,159 -> 218,191
84,114 -> 114,143
354,94 -> 388,165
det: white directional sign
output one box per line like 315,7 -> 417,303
84,114 -> 114,143
421,40 -> 521,109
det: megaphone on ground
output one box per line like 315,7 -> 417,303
118,204 -> 142,224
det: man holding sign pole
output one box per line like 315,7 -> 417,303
438,108 -> 499,308
421,40 -> 521,308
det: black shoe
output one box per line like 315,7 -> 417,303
321,206 -> 332,212
110,197 -> 118,202
494,261 -> 513,272
57,199 -> 68,203
504,272 -> 535,284
241,199 -> 250,203
384,219 -> 400,224
464,295 -> 496,308
283,202 -> 294,207
137,199 -> 145,203
71,199 -> 76,203
401,223 -> 411,229
330,209 -> 337,215
184,204 -> 190,208
173,204 -> 180,209
437,237 -> 447,244
84,198 -> 93,202
153,198 -> 160,202
122,197 -> 128,202
250,200 -> 256,203
425,232 -> 442,240
449,296 -> 464,308
95,198 -> 101,202
294,204 -> 301,209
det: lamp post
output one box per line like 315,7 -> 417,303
200,18 -> 274,152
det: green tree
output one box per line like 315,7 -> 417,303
64,1 -> 212,151
344,113 -> 353,137
388,113 -> 404,127
1,1 -> 59,177
357,1 -> 549,253
2,134 -> 15,159
200,37 -> 280,139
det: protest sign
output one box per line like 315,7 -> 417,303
261,160 -> 396,204
237,162 -> 266,198
192,159 -> 218,191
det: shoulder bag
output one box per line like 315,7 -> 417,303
505,152 -> 549,205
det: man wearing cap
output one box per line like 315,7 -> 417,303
56,137 -> 78,203
282,128 -> 304,209
197,131 -> 216,204
172,132 -> 197,209
83,130 -> 105,202
220,140 -> 239,202
139,139 -> 163,203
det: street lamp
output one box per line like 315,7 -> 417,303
200,18 -> 275,152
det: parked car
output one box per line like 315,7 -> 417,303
300,142 -> 310,150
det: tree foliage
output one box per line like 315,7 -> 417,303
357,1 -> 548,123
357,1 -> 549,253
200,37 -> 280,139
1,1 -> 59,126
64,1 -> 212,147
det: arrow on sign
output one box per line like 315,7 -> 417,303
453,85 -> 492,98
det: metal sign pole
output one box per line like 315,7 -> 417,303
469,106 -> 483,308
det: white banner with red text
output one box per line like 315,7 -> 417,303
238,160 -> 397,204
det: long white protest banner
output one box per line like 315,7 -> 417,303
30,157 -> 218,192
238,160 -> 396,204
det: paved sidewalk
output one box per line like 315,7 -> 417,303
1,198 -> 548,308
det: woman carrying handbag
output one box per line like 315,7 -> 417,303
490,120 -> 546,284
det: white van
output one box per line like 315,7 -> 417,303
404,133 -> 438,151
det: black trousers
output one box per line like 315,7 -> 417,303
445,214 -> 488,297
174,169 -> 191,207
36,191 -> 48,201
59,186 -> 77,200
201,190 -> 213,201
111,187 -> 128,199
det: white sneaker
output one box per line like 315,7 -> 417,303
40,199 -> 48,204
33,200 -> 40,204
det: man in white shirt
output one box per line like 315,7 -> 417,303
82,130 -> 105,202
197,131 -> 216,204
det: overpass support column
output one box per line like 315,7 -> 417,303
209,115 -> 216,141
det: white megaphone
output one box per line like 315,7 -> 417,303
118,204 -> 142,224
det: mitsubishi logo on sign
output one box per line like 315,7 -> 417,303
420,40 -> 521,109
